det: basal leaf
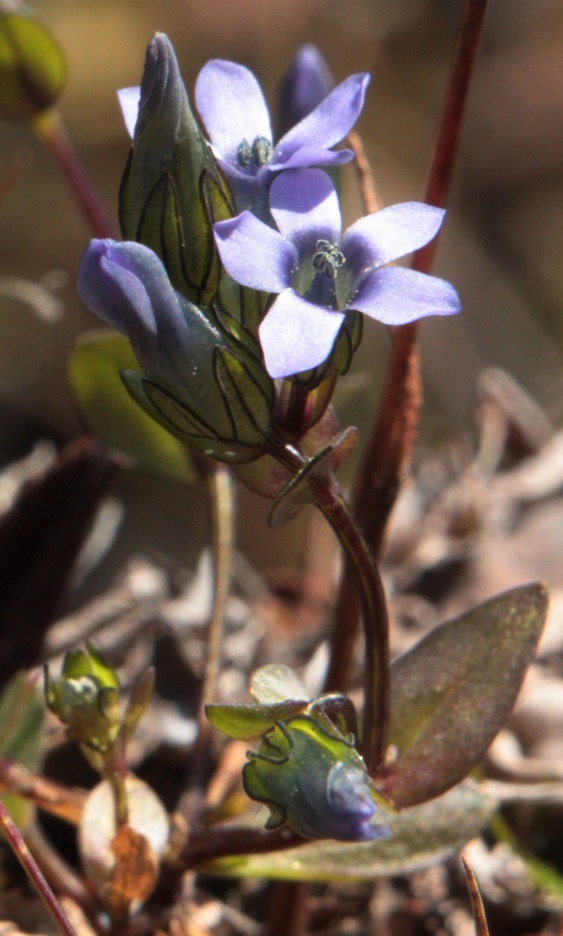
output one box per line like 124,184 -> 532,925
384,583 -> 548,807
202,781 -> 497,881
0,671 -> 44,829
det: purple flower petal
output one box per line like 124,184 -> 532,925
118,87 -> 141,139
259,290 -> 345,378
271,145 -> 354,172
214,212 -> 296,293
195,60 -> 272,168
274,73 -> 369,164
269,169 -> 341,251
343,202 -> 446,270
78,240 -> 193,395
348,266 -> 461,325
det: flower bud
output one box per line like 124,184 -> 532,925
78,239 -> 275,462
0,13 -> 67,119
118,33 -> 235,308
277,44 -> 334,138
45,643 -> 120,754
243,713 -> 389,842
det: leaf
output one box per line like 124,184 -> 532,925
69,330 -> 196,483
0,672 -> 44,768
206,701 -> 308,741
0,671 -> 44,829
120,668 -> 155,746
0,13 -> 66,118
268,428 -> 358,528
79,775 -> 169,909
202,781 -> 497,881
384,583 -> 548,807
249,665 -> 308,704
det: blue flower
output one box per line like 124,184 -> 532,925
214,169 -> 461,379
194,60 -> 369,213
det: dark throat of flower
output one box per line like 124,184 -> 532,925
305,239 -> 346,310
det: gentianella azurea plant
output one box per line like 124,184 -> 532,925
74,33 -> 546,852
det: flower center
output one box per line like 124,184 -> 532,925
237,136 -> 273,168
312,240 -> 346,280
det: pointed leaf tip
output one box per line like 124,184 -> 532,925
385,583 -> 548,807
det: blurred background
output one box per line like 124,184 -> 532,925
0,0 -> 562,581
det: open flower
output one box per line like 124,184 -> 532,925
195,60 -> 369,212
214,169 -> 461,378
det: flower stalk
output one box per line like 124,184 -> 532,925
326,0 -> 490,694
32,108 -> 119,239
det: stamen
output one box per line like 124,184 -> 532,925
252,136 -> 272,167
237,136 -> 273,168
237,139 -> 253,167
312,239 -> 346,279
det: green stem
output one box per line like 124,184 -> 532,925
183,463 -> 236,808
0,798 -> 79,936
326,0 -> 490,695
32,108 -> 119,239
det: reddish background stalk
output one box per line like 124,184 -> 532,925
324,0 -> 490,703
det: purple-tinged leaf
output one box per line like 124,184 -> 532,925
201,780 -> 497,880
384,584 -> 548,808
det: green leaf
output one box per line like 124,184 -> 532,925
202,781 -> 498,881
68,330 -> 196,483
119,668 -> 155,745
206,701 -> 308,741
0,672 -> 44,769
249,665 -> 308,705
268,428 -> 358,528
0,671 -> 45,830
0,13 -> 67,118
385,583 -> 548,807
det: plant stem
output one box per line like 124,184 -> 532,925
317,487 -> 389,774
0,798 -> 79,936
31,108 -> 119,239
326,0 -> 490,695
265,882 -> 309,936
267,439 -> 389,774
182,463 -> 236,814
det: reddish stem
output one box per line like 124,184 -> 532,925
32,108 -> 119,239
0,798 -> 79,936
325,0 -> 490,696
